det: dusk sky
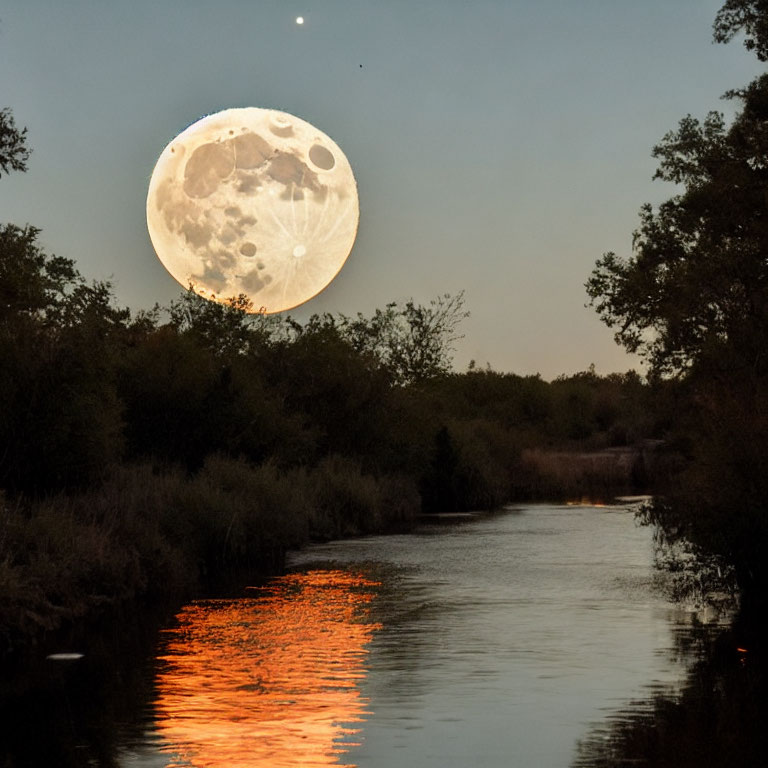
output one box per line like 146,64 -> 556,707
1,1 -> 762,379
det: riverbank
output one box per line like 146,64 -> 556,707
0,456 -> 420,655
1,441 -> 664,655
574,614 -> 766,767
514,442 -> 662,502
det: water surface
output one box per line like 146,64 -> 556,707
144,503 -> 715,767
3,503 -> 729,767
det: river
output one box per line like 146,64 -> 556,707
1,503 -> 738,767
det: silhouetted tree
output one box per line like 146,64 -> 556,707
0,224 -> 81,326
587,1 -> 768,604
340,291 -> 469,385
586,75 -> 768,377
714,0 -> 768,60
0,107 -> 30,177
168,288 -> 278,360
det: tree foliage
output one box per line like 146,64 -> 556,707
587,1 -> 768,603
586,75 -> 768,377
0,227 -> 128,488
0,107 -> 30,178
0,224 -> 81,326
168,289 -> 277,359
714,0 -> 768,60
338,291 -> 469,385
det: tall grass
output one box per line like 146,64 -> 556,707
515,447 -> 651,501
0,457 -> 419,652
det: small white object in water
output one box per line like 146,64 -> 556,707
46,652 -> 84,661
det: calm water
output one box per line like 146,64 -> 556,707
2,503 -> 734,767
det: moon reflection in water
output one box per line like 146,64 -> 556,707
154,570 -> 381,767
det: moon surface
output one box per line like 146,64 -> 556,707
146,107 -> 359,313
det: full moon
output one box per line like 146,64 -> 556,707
146,107 -> 359,313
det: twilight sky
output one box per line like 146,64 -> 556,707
0,1 -> 762,379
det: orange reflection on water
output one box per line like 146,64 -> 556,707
565,498 -> 607,507
154,570 -> 382,768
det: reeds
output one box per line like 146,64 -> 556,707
515,446 -> 651,501
0,457 -> 420,651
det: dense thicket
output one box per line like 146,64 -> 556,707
0,227 -> 659,500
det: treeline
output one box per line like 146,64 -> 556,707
0,218 -> 666,648
0,224 -> 668,502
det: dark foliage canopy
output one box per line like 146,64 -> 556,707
587,1 -> 768,602
586,74 -> 768,377
714,0 -> 768,60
